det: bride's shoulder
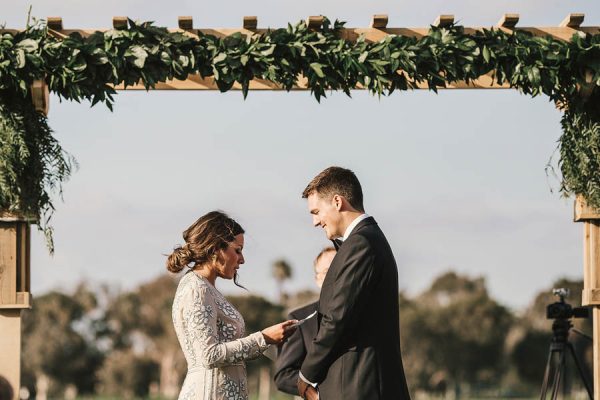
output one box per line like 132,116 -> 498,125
176,271 -> 212,295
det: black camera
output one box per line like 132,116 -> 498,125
546,288 -> 590,320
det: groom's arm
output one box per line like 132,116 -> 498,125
300,234 -> 376,384
274,311 -> 307,395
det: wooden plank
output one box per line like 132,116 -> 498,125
0,223 -> 17,305
2,24 -> 598,40
30,79 -> 49,116
583,289 -> 600,305
47,17 -> 63,31
16,223 -> 28,293
0,293 -> 32,309
595,307 -> 600,400
433,15 -> 454,27
0,309 -> 22,400
24,225 -> 30,294
584,223 -> 592,305
575,195 -> 600,221
306,16 -> 324,30
243,16 -> 257,30
0,22 -> 597,92
178,16 -> 193,30
113,71 -> 510,91
113,16 -> 128,30
0,212 -> 36,222
370,15 -> 389,29
560,13 -> 585,28
497,14 -> 519,29
591,222 -> 600,289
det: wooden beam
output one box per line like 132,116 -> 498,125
575,195 -> 600,222
0,310 -> 21,400
243,16 -> 257,30
497,14 -> 519,29
560,13 -> 585,28
47,17 -> 63,31
306,16 -> 324,30
574,196 -> 600,398
433,15 -> 454,27
113,16 -> 128,30
1,20 -> 598,92
3,23 -> 597,42
178,16 -> 193,30
112,70 -> 511,91
370,15 -> 388,29
30,79 -> 49,116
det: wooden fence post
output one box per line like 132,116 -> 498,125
0,212 -> 33,400
575,196 -> 600,399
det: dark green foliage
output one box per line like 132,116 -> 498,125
1,18 -> 600,251
559,110 -> 600,207
0,90 -> 75,252
21,290 -> 104,396
400,272 -> 514,395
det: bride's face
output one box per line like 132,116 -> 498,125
215,234 -> 245,280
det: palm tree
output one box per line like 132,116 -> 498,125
272,259 -> 293,305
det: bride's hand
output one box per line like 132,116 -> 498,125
261,320 -> 297,344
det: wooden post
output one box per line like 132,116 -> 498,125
0,212 -> 33,400
575,196 -> 600,399
30,79 -> 49,116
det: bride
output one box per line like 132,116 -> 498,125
167,211 -> 296,400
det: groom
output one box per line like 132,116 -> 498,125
297,166 -> 411,400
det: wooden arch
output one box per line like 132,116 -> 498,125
2,12 -> 600,400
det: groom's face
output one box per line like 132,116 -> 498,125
307,192 -> 342,239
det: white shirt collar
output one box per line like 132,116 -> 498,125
341,213 -> 370,241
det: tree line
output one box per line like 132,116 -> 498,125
20,270 -> 592,399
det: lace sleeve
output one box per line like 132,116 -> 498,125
182,284 -> 269,368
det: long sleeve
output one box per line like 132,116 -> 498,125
181,283 -> 269,369
300,234 -> 376,383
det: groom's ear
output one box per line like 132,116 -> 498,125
332,194 -> 343,211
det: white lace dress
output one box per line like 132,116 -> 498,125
172,271 -> 270,400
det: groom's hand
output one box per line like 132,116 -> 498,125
297,378 -> 319,400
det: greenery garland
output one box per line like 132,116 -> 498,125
0,18 -> 598,250
0,90 -> 75,251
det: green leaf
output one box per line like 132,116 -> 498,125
125,45 -> 148,68
15,50 -> 26,68
482,46 -> 490,63
16,38 -> 38,52
213,53 -> 227,63
310,63 -> 325,78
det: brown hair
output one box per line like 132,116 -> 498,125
0,375 -> 13,400
166,211 -> 245,274
314,246 -> 336,267
302,166 -> 365,212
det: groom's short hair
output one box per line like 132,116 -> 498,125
302,166 -> 365,212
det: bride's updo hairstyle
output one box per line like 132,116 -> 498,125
167,211 -> 245,274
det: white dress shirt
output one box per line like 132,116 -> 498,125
341,213 -> 370,241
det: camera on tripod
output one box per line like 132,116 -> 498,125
540,288 -> 592,400
546,288 -> 589,320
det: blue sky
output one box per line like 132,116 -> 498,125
4,0 -> 600,309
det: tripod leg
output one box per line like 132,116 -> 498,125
567,342 -> 593,400
551,349 -> 566,400
540,349 -> 555,399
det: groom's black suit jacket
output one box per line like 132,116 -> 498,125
300,217 -> 411,400
273,301 -> 319,396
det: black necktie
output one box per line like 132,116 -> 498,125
331,238 -> 343,251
